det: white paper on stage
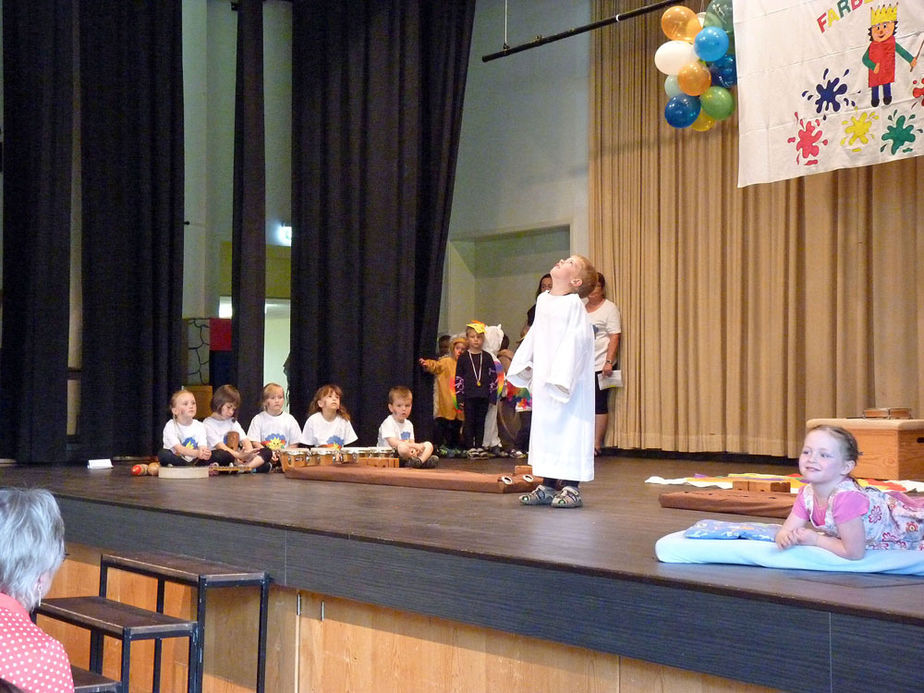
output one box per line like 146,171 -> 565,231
734,0 -> 924,186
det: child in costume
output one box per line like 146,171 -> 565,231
377,386 -> 438,468
246,382 -> 303,465
299,383 -> 358,448
158,389 -> 212,466
508,255 -> 597,508
204,384 -> 271,471
775,425 -> 924,558
481,324 -> 510,457
419,336 -> 466,455
454,320 -> 497,459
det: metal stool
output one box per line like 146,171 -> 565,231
36,596 -> 197,692
100,551 -> 270,693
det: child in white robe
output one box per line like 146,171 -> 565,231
507,255 -> 596,508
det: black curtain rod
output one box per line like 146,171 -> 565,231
482,0 -> 681,62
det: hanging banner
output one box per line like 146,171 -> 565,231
735,0 -> 924,186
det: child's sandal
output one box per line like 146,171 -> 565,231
519,484 -> 556,506
551,486 -> 583,508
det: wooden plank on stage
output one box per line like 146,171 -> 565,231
283,464 -> 539,492
659,489 -> 794,518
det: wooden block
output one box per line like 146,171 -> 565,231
747,480 -> 791,493
864,407 -> 912,419
808,418 -> 924,480
514,465 -> 533,476
731,480 -> 751,491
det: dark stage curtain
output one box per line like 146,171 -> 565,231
0,1 -> 73,463
77,1 -> 185,458
231,0 -> 267,426
290,0 -> 475,444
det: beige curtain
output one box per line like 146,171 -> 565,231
590,1 -> 923,457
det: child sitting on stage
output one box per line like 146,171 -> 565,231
775,425 -> 924,558
245,382 -> 303,466
203,384 -> 271,472
299,383 -> 358,448
377,386 -> 438,468
158,389 -> 212,466
508,255 -> 597,508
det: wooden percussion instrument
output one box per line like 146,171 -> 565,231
278,449 -> 311,472
343,447 -> 400,468
310,448 -> 342,466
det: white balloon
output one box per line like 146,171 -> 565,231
697,12 -> 706,27
654,40 -> 698,76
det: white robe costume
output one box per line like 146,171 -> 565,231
507,292 -> 595,482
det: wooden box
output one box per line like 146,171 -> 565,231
806,418 -> 924,480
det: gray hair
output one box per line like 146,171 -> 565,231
0,488 -> 65,610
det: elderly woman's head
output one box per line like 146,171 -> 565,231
0,489 -> 65,610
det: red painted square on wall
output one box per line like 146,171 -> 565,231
209,318 -> 232,352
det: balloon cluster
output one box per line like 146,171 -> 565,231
654,1 -> 736,131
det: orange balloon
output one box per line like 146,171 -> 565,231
661,6 -> 700,42
677,61 -> 712,96
690,110 -> 716,132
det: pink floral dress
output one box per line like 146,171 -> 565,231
797,479 -> 924,550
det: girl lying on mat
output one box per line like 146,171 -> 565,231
775,425 -> 924,559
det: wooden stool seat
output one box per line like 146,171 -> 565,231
36,596 -> 197,692
100,550 -> 270,693
71,664 -> 122,692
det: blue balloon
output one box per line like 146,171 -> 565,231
694,26 -> 729,63
664,75 -> 682,98
664,94 -> 701,128
709,54 -> 737,88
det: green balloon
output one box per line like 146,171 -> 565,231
705,0 -> 734,34
700,86 -> 735,120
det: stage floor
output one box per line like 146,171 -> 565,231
2,454 -> 922,690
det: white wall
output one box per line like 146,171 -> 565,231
450,0 -> 590,238
184,0 -> 292,320
444,0 -> 591,336
182,0 -> 293,386
183,0 -> 210,318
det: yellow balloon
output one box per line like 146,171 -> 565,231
690,110 -> 716,132
661,6 -> 700,42
677,61 -> 712,96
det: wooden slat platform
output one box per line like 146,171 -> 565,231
4,456 -> 922,691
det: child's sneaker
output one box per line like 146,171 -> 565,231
519,484 -> 556,506
422,455 -> 439,469
509,448 -> 527,459
406,456 -> 425,468
465,448 -> 484,459
487,445 -> 508,457
551,485 -> 583,508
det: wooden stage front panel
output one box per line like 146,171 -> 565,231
3,457 -> 922,691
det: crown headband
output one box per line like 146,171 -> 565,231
871,4 -> 898,24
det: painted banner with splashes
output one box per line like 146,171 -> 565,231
734,0 -> 924,186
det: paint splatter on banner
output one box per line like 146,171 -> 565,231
735,0 -> 924,186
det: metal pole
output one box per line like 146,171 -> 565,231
482,0 -> 681,62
